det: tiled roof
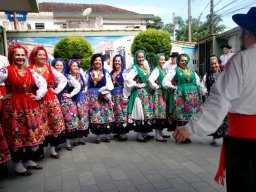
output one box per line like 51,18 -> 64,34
39,2 -> 138,15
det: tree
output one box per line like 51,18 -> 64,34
175,14 -> 226,42
131,29 -> 172,66
146,16 -> 164,30
54,36 -> 94,70
163,16 -> 185,39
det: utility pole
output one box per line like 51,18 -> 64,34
173,12 -> 176,41
188,0 -> 192,42
210,0 -> 214,35
13,12 -> 18,30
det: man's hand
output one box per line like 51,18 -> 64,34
173,126 -> 191,142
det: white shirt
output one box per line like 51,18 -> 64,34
0,68 -> 47,100
220,52 -> 235,67
163,60 -> 177,74
104,62 -> 113,73
187,43 -> 256,136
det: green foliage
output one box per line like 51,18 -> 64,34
131,29 -> 172,66
164,14 -> 226,42
54,36 -> 94,70
146,16 -> 164,30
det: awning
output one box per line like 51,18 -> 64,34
0,0 -> 39,12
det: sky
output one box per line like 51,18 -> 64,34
39,0 -> 255,30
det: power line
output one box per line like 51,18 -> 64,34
197,1 -> 210,21
217,0 -> 253,15
215,0 -> 223,7
215,0 -> 237,13
219,2 -> 256,17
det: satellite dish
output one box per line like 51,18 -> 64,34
83,8 -> 92,16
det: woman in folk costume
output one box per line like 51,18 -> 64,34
148,53 -> 169,142
202,55 -> 228,145
28,46 -> 66,159
162,53 -> 206,143
0,44 -> 47,175
124,49 -> 154,142
110,54 -> 129,141
67,59 -> 89,145
52,58 -> 81,150
85,53 -> 114,144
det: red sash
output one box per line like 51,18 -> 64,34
214,113 -> 256,186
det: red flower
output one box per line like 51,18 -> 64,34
184,104 -> 191,112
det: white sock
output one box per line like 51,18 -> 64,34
155,130 -> 163,140
79,137 -> 84,142
96,135 -> 101,141
25,160 -> 37,167
121,134 -> 127,138
142,132 -> 150,137
137,132 -> 144,140
50,146 -> 57,156
66,139 -> 71,148
105,134 -> 110,140
15,161 -> 27,173
30,145 -> 39,151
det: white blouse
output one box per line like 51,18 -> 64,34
51,66 -> 67,95
123,65 -> 150,99
0,68 -> 47,100
162,67 -> 206,95
84,70 -> 114,92
148,67 -> 164,90
67,76 -> 81,97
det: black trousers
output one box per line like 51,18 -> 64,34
224,136 -> 256,192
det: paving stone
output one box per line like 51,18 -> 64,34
146,174 -> 170,190
45,175 -> 61,192
114,179 -> 137,192
78,171 -> 96,186
181,161 -> 206,174
80,184 -> 99,192
108,167 -> 127,180
62,180 -> 81,192
135,183 -> 157,192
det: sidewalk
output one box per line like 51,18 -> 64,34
0,132 -> 226,192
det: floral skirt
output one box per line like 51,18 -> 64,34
152,89 -> 166,119
173,83 -> 202,122
87,88 -> 114,135
59,95 -> 79,132
111,86 -> 129,134
2,94 -> 44,149
136,88 -> 154,120
0,124 -> 11,164
111,86 -> 128,123
73,92 -> 89,131
39,92 -> 65,136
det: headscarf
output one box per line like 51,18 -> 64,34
177,53 -> 190,66
112,54 -> 125,73
133,49 -> 147,66
8,44 -> 28,64
28,45 -> 48,65
66,59 -> 81,74
51,58 -> 66,74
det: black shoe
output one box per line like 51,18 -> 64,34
161,135 -> 170,138
181,138 -> 191,144
119,137 -> 128,142
79,141 -> 86,145
136,138 -> 147,142
73,142 -> 79,146
56,146 -> 61,151
156,138 -> 167,142
144,135 -> 154,140
113,134 -> 120,139
66,146 -> 72,151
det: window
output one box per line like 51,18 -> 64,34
35,23 -> 45,29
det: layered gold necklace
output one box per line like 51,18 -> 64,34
179,67 -> 191,82
13,65 -> 30,92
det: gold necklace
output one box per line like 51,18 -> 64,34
13,66 -> 30,92
179,67 -> 191,82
